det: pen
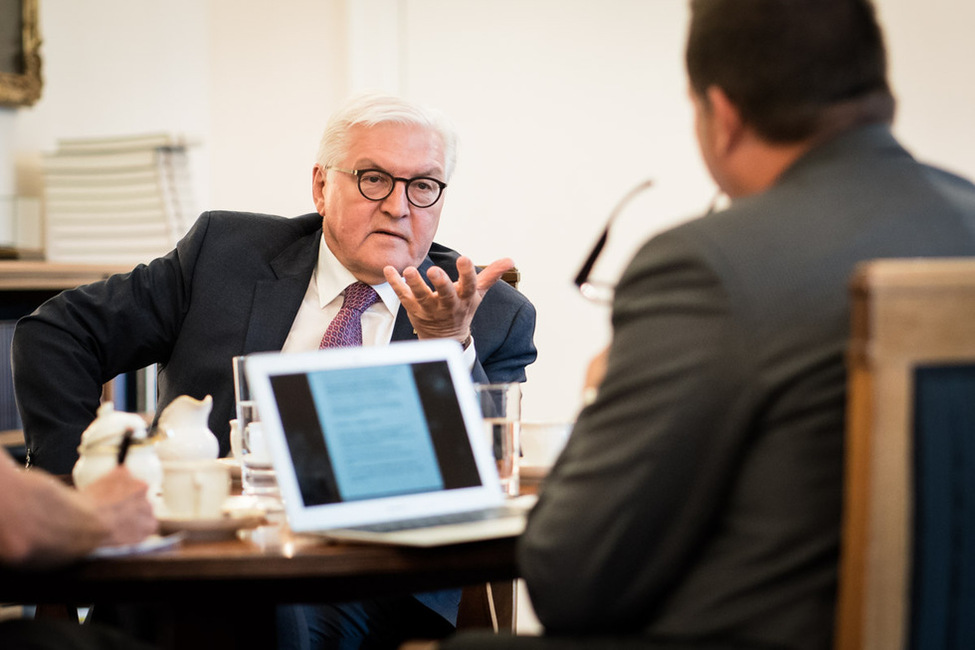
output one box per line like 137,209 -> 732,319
117,428 -> 135,466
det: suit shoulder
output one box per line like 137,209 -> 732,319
181,211 -> 321,247
172,212 -> 320,275
194,211 -> 321,234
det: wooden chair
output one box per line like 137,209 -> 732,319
836,258 -> 975,650
500,268 -> 520,290
457,581 -> 517,633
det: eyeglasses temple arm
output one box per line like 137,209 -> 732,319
574,229 -> 609,288
573,178 -> 654,289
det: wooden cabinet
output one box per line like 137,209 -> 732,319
0,261 -> 133,291
1,261 -> 134,458
0,260 -> 133,322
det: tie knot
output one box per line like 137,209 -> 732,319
342,282 -> 379,314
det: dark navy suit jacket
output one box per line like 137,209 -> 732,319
13,211 -> 537,475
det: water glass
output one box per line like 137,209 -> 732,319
475,382 -> 522,497
233,355 -> 279,499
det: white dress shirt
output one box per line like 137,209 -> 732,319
281,235 -> 476,366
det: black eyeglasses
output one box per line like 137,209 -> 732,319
327,166 -> 447,208
573,179 -> 654,304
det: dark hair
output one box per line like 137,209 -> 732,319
686,0 -> 894,142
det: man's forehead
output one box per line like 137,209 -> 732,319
346,123 -> 445,174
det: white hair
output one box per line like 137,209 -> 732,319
315,92 -> 459,181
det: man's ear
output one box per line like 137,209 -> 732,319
312,164 -> 327,215
706,86 -> 745,156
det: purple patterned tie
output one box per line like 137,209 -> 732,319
319,282 -> 380,349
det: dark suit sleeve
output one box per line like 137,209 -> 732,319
517,228 -> 755,633
470,283 -> 537,385
11,214 -> 214,474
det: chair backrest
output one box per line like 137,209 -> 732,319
501,268 -> 520,290
836,258 -> 975,650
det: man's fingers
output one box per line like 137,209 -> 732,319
383,266 -> 413,302
475,257 -> 515,294
385,256 -> 514,314
425,266 -> 458,300
454,257 -> 480,300
384,265 -> 438,304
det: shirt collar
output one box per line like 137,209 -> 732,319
315,235 -> 400,314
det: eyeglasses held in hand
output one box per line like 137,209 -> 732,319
573,179 -> 655,304
327,166 -> 447,208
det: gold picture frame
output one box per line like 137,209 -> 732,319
0,0 -> 42,108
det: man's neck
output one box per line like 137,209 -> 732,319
728,95 -> 894,198
724,135 -> 815,198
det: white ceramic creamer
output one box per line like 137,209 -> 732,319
155,394 -> 220,462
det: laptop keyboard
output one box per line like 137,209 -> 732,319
349,506 -> 521,533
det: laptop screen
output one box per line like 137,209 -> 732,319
267,359 -> 481,506
244,340 -> 505,531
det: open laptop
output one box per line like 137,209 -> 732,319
243,339 -> 533,547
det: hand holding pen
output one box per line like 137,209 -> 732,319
116,427 -> 136,466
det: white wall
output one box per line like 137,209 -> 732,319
881,0 -> 975,180
3,0 -> 975,425
2,0 -> 212,210
207,0 -> 347,216
395,0 -> 712,422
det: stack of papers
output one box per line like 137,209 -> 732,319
87,532 -> 184,558
41,132 -> 198,265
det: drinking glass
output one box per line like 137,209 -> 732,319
233,355 -> 279,499
475,382 -> 522,497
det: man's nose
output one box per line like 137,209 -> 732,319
380,180 -> 411,217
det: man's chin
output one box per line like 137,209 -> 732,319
356,254 -> 425,284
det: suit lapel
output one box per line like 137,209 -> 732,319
243,230 -> 320,353
391,310 -> 417,342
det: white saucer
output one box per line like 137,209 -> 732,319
158,512 -> 265,540
89,533 -> 185,558
216,456 -> 242,478
223,494 -> 283,514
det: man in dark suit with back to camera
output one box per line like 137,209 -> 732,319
441,1 -> 975,649
12,92 -> 537,649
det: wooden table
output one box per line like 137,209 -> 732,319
0,519 -> 519,648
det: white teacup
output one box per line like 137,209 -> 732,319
161,459 -> 231,519
520,421 -> 573,468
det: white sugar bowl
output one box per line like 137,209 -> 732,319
72,402 -> 162,495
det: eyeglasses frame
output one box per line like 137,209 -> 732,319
573,179 -> 655,303
326,166 -> 447,208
